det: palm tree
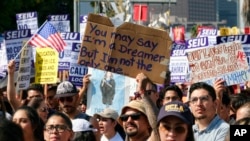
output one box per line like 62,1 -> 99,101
242,0 -> 250,26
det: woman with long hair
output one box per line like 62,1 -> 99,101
12,106 -> 44,141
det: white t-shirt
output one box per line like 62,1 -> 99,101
101,132 -> 124,141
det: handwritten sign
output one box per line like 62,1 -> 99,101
187,41 -> 249,86
35,48 -> 58,84
16,44 -> 32,90
78,14 -> 172,84
217,35 -> 250,66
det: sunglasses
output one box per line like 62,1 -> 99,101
159,123 -> 186,134
120,113 -> 141,121
59,97 -> 73,102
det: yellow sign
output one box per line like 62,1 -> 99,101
231,26 -> 239,35
35,47 -> 58,84
220,27 -> 230,36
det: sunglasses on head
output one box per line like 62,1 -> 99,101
120,113 -> 141,121
59,97 -> 73,102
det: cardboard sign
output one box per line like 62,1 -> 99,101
35,48 -> 58,84
78,14 -> 172,84
187,41 -> 249,86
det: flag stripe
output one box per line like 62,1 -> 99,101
28,21 -> 65,52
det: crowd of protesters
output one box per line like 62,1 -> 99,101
1,59 -> 250,141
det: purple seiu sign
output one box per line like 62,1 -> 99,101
186,37 -> 209,49
171,42 -> 186,57
58,32 -> 80,71
47,14 -> 70,21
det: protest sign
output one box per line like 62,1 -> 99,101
0,43 -> 7,80
59,32 -> 81,70
78,13 -> 172,84
187,41 -> 249,86
16,43 -> 32,90
47,14 -> 70,32
86,68 -> 136,116
35,48 -> 58,84
69,42 -> 88,87
170,42 -> 188,82
16,11 -> 38,35
5,29 -> 32,71
79,15 -> 88,36
217,35 -> 250,66
170,37 -> 212,83
197,29 -> 217,45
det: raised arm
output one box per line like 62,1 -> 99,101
76,74 -> 91,106
7,60 -> 22,111
213,78 -> 226,115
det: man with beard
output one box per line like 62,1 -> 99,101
55,80 -> 100,140
119,100 -> 152,141
189,82 -> 229,141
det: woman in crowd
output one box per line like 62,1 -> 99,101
12,106 -> 44,141
44,112 -> 74,141
157,101 -> 195,141
28,97 -> 48,123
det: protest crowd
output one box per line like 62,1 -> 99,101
1,11 -> 250,141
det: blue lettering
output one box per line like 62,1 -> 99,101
61,32 -> 80,40
5,29 -> 31,40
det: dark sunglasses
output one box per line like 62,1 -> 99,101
161,124 -> 186,134
59,97 -> 73,102
120,113 -> 141,121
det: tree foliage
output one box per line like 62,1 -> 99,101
0,0 -> 73,33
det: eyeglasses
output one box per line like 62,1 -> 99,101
189,95 -> 210,104
145,90 -> 156,95
39,107 -> 48,112
44,124 -> 70,133
159,123 -> 186,134
59,97 -> 73,102
120,113 -> 141,121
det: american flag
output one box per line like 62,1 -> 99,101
29,21 -> 66,52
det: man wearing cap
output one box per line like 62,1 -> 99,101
189,82 -> 229,141
55,80 -> 100,140
119,100 -> 156,141
157,101 -> 195,141
94,108 -> 125,141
